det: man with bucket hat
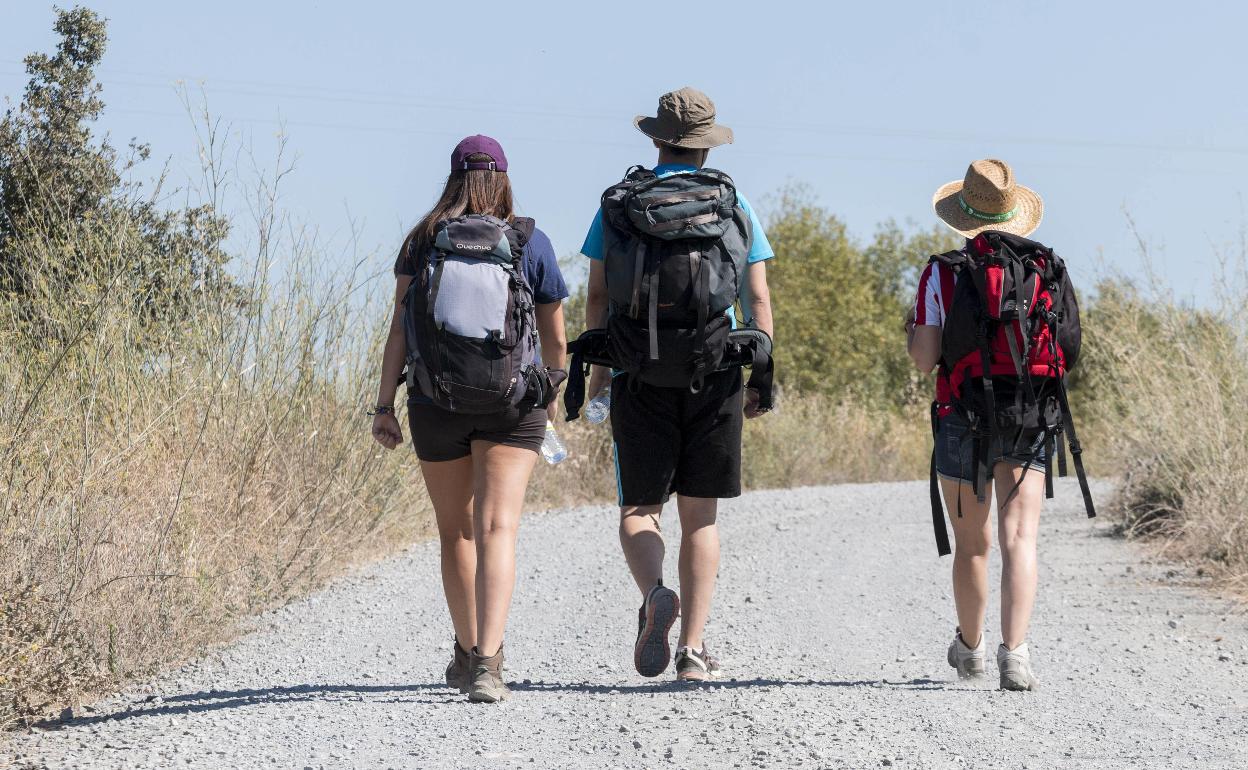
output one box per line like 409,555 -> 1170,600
572,87 -> 775,682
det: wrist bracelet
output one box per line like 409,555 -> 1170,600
368,405 -> 395,417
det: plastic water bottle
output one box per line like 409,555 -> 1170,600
583,390 -> 611,425
541,421 -> 568,465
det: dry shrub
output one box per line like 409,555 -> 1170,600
0,147 -> 426,729
1080,237 -> 1248,583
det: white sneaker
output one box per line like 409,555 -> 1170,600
946,628 -> 986,679
997,642 -> 1039,691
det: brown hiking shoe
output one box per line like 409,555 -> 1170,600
445,637 -> 470,693
467,646 -> 509,703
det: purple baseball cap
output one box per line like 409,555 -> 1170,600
451,134 -> 508,172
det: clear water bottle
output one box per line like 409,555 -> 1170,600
541,421 -> 568,465
583,390 -> 611,425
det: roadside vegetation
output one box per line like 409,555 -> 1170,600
3,5 -> 1244,731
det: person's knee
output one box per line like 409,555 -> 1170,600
999,524 -> 1037,558
620,505 -> 662,534
676,496 -> 717,531
438,525 -> 474,549
953,528 -> 991,559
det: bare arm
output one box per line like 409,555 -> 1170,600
372,275 -> 412,449
584,259 -> 611,397
536,300 -> 567,422
740,260 -> 774,418
907,308 -> 942,373
740,260 -> 773,337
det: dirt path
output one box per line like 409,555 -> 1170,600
7,480 -> 1247,769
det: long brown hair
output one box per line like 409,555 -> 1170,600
401,152 -> 515,266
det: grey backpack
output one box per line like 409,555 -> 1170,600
600,166 -> 752,388
402,215 -> 541,413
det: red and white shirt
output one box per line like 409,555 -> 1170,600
913,259 -> 959,408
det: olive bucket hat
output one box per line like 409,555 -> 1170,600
932,159 -> 1043,238
634,87 -> 734,149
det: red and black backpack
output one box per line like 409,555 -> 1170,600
927,230 -> 1095,555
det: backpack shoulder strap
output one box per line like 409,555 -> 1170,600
930,249 -> 969,270
505,217 -> 536,259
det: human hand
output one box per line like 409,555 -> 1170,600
371,413 -> 403,450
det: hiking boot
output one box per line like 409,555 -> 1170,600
634,580 -> 680,678
467,646 -> 509,703
445,637 -> 470,693
946,627 -> 987,679
675,645 -> 722,682
997,642 -> 1039,691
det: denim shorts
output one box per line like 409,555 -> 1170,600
934,412 -> 1048,484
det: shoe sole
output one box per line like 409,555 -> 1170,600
635,587 -> 679,678
468,686 -> 509,703
676,668 -> 719,682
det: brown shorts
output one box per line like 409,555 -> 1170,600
408,401 -> 546,462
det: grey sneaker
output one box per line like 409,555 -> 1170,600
997,642 -> 1039,691
445,637 -> 470,693
634,581 -> 680,678
946,628 -> 987,679
467,646 -> 509,703
674,645 -> 721,682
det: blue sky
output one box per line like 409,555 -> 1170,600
3,0 -> 1246,301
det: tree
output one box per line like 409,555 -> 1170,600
0,6 -> 233,344
763,187 -> 960,404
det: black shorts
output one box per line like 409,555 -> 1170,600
610,368 -> 744,506
408,400 -> 546,462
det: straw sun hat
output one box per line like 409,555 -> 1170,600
932,159 -> 1043,238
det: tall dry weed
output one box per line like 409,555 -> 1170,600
1080,229 -> 1248,583
0,135 -> 426,728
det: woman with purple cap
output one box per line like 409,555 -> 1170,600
370,135 -> 569,702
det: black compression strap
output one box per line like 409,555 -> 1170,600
930,402 -> 952,556
1057,378 -> 1096,518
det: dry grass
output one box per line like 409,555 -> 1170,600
1079,240 -> 1248,585
0,143 -> 427,729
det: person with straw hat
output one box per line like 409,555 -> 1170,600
577,87 -> 775,683
907,158 -> 1074,692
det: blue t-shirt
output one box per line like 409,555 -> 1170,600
395,225 -> 569,305
579,164 -> 775,266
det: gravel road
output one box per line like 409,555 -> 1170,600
7,480 -> 1247,769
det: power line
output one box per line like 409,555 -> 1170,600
4,62 -> 1248,158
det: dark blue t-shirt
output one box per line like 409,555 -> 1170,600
394,225 -> 569,305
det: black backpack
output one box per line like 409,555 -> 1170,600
402,215 -> 552,414
599,166 -> 752,389
927,231 -> 1094,556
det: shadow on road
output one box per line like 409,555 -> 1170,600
35,676 -> 960,731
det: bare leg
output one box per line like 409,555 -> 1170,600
620,504 -> 665,596
420,456 -> 477,650
942,478 -> 992,647
675,495 -> 719,651
471,441 -> 538,657
995,464 -> 1045,649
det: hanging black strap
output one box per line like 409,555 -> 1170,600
1044,433 -> 1055,499
1056,428 -> 1069,477
1056,377 -> 1096,518
930,402 -> 952,557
